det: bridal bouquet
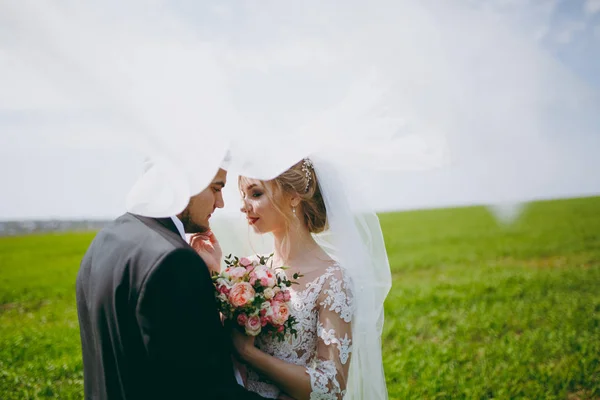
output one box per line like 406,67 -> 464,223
212,254 -> 299,341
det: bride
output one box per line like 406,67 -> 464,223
227,157 -> 391,399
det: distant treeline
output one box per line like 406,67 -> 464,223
0,220 -> 112,236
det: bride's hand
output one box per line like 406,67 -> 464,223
189,231 -> 222,275
231,328 -> 256,361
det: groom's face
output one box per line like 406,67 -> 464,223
178,169 -> 227,233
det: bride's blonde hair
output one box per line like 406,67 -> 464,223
239,158 -> 328,235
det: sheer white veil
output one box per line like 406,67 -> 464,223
211,152 -> 391,399
4,1 -> 597,220
309,154 -> 391,399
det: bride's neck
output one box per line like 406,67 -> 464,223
272,223 -> 318,266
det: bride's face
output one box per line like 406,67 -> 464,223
239,178 -> 287,234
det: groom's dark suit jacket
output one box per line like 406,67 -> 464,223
76,213 -> 265,400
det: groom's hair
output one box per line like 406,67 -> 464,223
178,204 -> 208,234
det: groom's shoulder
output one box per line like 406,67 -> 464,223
89,213 -> 202,281
93,213 -> 185,258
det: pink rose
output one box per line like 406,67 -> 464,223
228,282 -> 255,308
274,292 -> 285,302
282,290 -> 291,302
260,316 -> 269,327
218,285 -> 230,295
237,313 -> 248,326
277,325 -> 285,333
239,257 -> 252,267
269,301 -> 290,325
254,266 -> 277,287
249,272 -> 258,286
229,266 -> 247,282
245,315 -> 262,336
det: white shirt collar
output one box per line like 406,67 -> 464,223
170,216 -> 187,241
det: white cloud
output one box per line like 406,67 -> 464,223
469,0 -> 559,42
534,25 -> 551,42
585,0 -> 600,15
555,20 -> 587,44
211,4 -> 231,17
0,51 -> 80,112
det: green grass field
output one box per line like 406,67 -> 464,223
1,197 -> 599,399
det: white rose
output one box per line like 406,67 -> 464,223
260,301 -> 273,317
221,268 -> 232,279
263,288 -> 275,300
217,293 -> 228,302
254,266 -> 277,287
216,278 -> 232,288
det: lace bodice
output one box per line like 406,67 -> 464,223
246,264 -> 354,399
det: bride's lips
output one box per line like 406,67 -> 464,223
248,217 -> 259,225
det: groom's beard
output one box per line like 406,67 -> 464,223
179,209 -> 209,234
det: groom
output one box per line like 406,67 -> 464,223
76,168 -> 267,399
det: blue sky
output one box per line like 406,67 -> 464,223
533,0 -> 600,88
0,0 -> 599,219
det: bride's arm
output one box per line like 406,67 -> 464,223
234,269 -> 354,400
234,336 -> 312,400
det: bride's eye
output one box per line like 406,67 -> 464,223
252,191 -> 263,198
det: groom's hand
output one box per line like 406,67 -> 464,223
189,231 -> 222,275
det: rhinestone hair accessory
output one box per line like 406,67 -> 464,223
301,158 -> 313,193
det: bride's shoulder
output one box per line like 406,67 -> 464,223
322,260 -> 346,277
316,262 -> 355,321
319,262 -> 354,292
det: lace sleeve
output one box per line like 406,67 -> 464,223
305,268 -> 354,400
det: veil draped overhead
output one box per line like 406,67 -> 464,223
4,1 -> 597,219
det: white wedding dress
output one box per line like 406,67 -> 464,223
216,156 -> 391,399
246,262 -> 354,400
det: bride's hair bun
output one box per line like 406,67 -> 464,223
274,159 -> 328,233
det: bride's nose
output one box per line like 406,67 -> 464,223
240,199 -> 249,213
